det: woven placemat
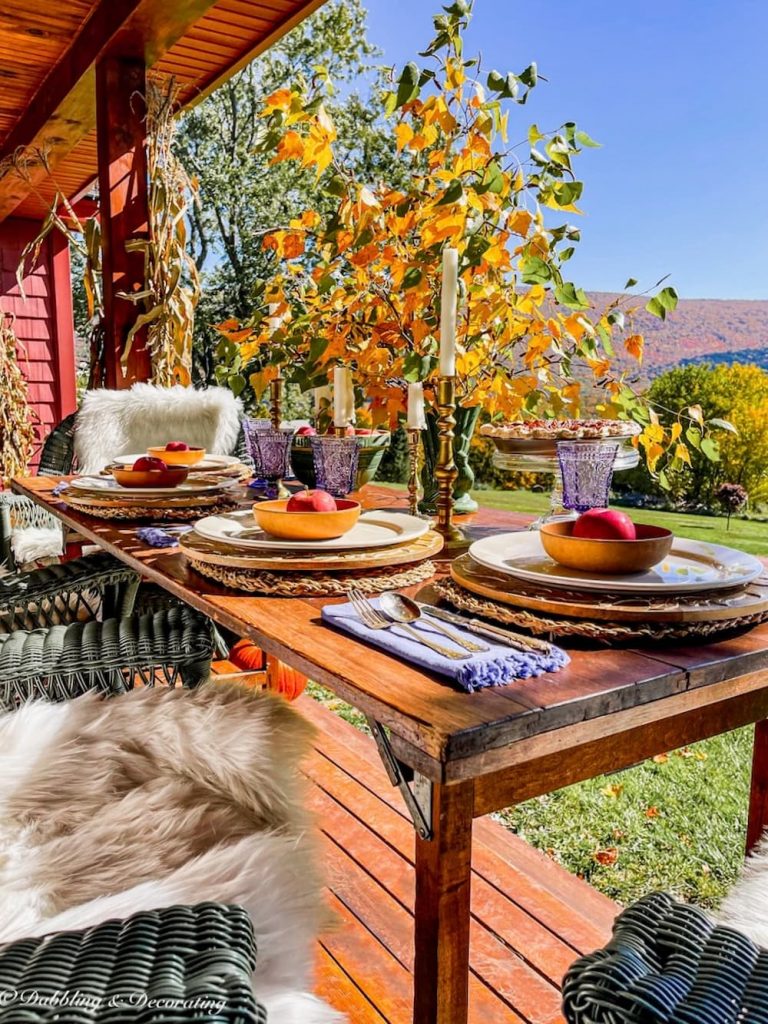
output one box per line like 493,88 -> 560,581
65,496 -> 240,521
189,557 -> 437,595
434,578 -> 768,643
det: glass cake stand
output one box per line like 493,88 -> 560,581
491,440 -> 640,529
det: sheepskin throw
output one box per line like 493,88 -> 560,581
0,683 -> 342,1024
74,384 -> 243,474
717,833 -> 768,947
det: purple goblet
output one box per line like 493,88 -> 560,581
557,440 -> 620,513
310,436 -> 360,498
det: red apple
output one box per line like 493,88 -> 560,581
165,441 -> 190,452
132,456 -> 168,472
286,489 -> 338,512
296,425 -> 316,436
354,428 -> 374,435
573,508 -> 636,540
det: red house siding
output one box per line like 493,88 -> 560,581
0,218 -> 77,465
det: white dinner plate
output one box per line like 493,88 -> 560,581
112,453 -> 240,471
71,476 -> 232,498
468,531 -> 764,594
193,509 -> 430,551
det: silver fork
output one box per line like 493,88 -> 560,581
348,589 -> 470,661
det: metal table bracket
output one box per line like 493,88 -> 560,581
366,716 -> 433,841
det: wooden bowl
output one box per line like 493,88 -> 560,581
539,520 -> 674,574
111,466 -> 189,489
252,499 -> 361,541
147,445 -> 206,466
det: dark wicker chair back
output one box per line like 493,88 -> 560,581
38,412 -> 78,477
562,891 -> 768,1024
0,903 -> 266,1023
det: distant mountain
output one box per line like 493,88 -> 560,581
588,293 -> 768,379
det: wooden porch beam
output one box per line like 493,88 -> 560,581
96,56 -> 152,388
0,0 -> 216,221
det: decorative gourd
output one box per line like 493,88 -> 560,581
229,639 -> 266,672
266,657 -> 308,702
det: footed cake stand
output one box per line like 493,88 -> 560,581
491,441 -> 640,529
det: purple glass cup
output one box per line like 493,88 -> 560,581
310,436 -> 360,497
557,440 -> 620,513
245,427 -> 294,498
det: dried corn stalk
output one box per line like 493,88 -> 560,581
119,75 -> 200,386
0,312 -> 36,484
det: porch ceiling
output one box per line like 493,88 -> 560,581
0,0 -> 325,222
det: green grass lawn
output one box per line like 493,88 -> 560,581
312,489 -> 767,909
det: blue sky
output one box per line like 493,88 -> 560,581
364,0 -> 767,300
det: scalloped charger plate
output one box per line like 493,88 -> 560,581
468,531 -> 764,595
193,509 -> 430,551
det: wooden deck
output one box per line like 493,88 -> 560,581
298,696 -> 618,1023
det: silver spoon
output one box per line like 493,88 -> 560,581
379,592 -> 489,653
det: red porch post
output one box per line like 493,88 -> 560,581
95,54 -> 152,388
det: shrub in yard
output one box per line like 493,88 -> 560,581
716,482 -> 748,529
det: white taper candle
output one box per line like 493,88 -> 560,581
406,382 -> 426,430
439,247 -> 458,376
333,366 -> 353,427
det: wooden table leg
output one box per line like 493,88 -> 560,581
413,778 -> 474,1024
747,719 -> 768,854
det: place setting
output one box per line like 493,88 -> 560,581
437,503 -> 768,644
60,441 -> 246,520
179,411 -> 443,595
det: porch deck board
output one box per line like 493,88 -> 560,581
298,696 -> 617,1023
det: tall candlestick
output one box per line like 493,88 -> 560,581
434,375 -> 464,542
406,382 -> 426,430
333,366 -> 353,429
268,304 -> 282,379
439,247 -> 458,376
314,386 -> 332,417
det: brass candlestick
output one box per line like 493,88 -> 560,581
269,375 -> 283,429
269,375 -> 290,499
407,428 -> 421,516
434,375 -> 464,542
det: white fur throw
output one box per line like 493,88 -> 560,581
717,833 -> 768,947
10,525 -> 64,565
74,384 -> 243,474
0,684 -> 342,1023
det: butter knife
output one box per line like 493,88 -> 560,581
417,603 -> 554,655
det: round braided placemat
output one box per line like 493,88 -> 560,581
434,578 -> 768,642
64,495 -> 240,521
190,558 -> 437,595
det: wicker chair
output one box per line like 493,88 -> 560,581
0,603 -> 213,704
562,891 -> 768,1024
0,902 -> 266,1023
0,550 -> 141,632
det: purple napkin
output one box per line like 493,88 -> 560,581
322,599 -> 569,693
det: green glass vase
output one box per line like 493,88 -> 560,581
418,405 -> 480,515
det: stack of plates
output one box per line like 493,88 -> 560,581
446,531 -> 768,631
180,509 -> 443,595
64,474 -> 242,519
110,454 -> 246,477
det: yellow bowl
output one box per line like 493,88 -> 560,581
252,499 -> 361,541
540,520 -> 674,574
147,445 -> 206,466
111,466 -> 189,489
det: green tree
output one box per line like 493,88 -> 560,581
620,363 -> 768,508
174,0 -> 405,393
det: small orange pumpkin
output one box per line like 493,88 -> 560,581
266,657 -> 308,702
229,639 -> 266,672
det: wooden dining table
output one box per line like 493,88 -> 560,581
13,475 -> 768,1024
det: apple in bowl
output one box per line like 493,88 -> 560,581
253,490 -> 361,541
540,511 -> 673,574
147,442 -> 206,466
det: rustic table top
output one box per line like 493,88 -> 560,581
14,475 -> 768,782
